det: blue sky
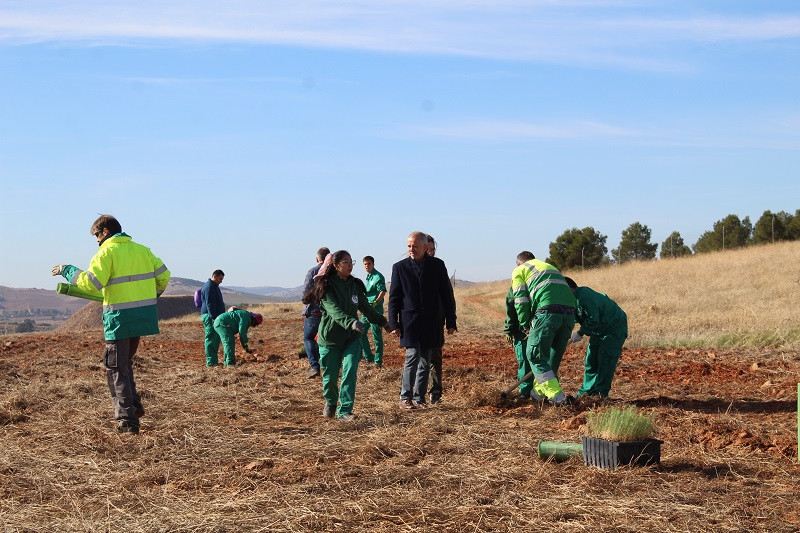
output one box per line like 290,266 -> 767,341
1,1 -> 799,289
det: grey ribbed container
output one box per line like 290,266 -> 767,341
581,436 -> 663,470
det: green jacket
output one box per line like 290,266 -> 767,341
364,269 -> 387,305
511,259 -> 575,329
213,309 -> 255,348
502,287 -> 526,341
62,233 -> 170,340
574,286 -> 628,338
318,275 -> 388,348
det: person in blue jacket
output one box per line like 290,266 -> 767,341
200,269 -> 226,366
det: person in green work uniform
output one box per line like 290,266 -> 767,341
304,250 -> 390,422
213,307 -> 262,367
357,255 -> 387,368
503,286 -> 533,400
511,251 -> 576,406
51,214 -> 170,434
564,277 -> 628,398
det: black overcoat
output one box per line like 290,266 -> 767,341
387,255 -> 457,349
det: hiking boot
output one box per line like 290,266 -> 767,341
308,367 -> 320,378
322,403 -> 335,419
134,406 -> 145,418
116,421 -> 140,435
399,399 -> 416,410
338,413 -> 358,422
430,395 -> 441,405
413,401 -> 429,409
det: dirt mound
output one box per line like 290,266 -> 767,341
58,295 -> 198,331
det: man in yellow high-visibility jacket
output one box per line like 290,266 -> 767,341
511,251 -> 575,406
52,214 -> 170,434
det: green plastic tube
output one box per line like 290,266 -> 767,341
537,440 -> 583,461
56,282 -> 103,302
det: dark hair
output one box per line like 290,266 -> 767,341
91,214 -> 122,236
517,251 -> 535,263
363,255 -> 374,263
564,276 -> 577,290
212,269 -> 225,277
304,250 -> 351,304
316,247 -> 331,262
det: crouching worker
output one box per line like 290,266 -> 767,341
304,251 -> 390,422
503,286 -> 533,400
564,277 -> 628,398
213,307 -> 262,367
51,214 -> 170,434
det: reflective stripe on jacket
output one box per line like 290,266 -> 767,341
511,259 -> 575,330
67,233 -> 170,340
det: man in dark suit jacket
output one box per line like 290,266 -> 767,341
388,231 -> 457,409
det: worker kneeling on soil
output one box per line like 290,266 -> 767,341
213,307 -> 262,367
564,277 -> 628,398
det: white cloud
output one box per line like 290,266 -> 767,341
1,1 -> 799,70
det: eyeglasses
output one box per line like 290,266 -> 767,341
337,260 -> 355,265
93,231 -> 102,238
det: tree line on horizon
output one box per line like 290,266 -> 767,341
545,209 -> 800,270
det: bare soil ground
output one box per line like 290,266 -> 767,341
1,307 -> 798,531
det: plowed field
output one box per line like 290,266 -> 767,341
1,307 -> 798,531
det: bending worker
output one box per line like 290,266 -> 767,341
511,251 -> 575,406
213,307 -> 262,367
564,277 -> 628,398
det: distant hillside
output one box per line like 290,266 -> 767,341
225,285 -> 294,296
164,277 -> 301,303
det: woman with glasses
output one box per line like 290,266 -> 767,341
303,250 -> 390,422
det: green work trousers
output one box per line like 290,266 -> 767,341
527,312 -> 574,398
213,323 -> 237,366
513,338 -> 532,397
576,330 -> 626,397
319,338 -> 361,418
358,304 -> 384,365
202,313 -> 221,366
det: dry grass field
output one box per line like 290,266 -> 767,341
1,242 -> 799,532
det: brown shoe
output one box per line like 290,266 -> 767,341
399,399 -> 416,410
413,401 -> 429,409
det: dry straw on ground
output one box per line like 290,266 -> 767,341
1,243 -> 799,531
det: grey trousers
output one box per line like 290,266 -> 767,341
401,346 -> 436,403
103,337 -> 142,426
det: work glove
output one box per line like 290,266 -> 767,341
351,321 -> 364,333
505,333 -> 513,344
51,264 -> 64,276
570,332 -> 583,344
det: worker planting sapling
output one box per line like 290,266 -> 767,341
564,277 -> 628,398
